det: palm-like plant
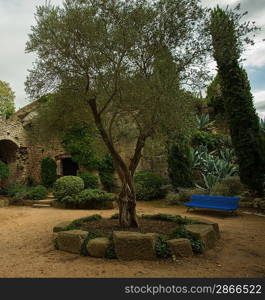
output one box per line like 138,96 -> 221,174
196,114 -> 215,131
191,145 -> 238,190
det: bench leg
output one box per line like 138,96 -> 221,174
187,207 -> 195,213
231,210 -> 238,216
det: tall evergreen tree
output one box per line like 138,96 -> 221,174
209,7 -> 265,195
168,140 -> 193,190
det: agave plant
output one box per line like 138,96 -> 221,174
195,114 -> 215,131
219,148 -> 236,163
191,144 -> 238,190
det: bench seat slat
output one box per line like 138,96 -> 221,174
184,195 -> 240,211
184,203 -> 237,210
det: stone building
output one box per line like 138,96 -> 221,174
0,101 -> 167,187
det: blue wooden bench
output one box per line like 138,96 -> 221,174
184,195 -> 240,213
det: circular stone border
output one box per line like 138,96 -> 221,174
52,215 -> 220,260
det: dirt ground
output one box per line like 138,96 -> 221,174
0,200 -> 264,278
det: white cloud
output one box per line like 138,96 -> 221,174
254,90 -> 265,105
0,0 -> 63,110
243,40 -> 265,68
201,0 -> 239,8
0,0 -> 264,110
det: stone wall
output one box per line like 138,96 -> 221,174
0,101 -> 168,187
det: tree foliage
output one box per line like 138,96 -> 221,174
26,0 -> 209,227
0,80 -> 15,118
62,124 -> 100,169
167,140 -> 193,189
0,160 -> 9,180
41,157 -> 57,187
209,6 -> 265,195
206,74 -> 225,117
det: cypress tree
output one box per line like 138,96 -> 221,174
41,157 -> 57,188
209,7 -> 265,195
167,141 -> 193,190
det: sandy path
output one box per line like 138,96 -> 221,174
0,202 -> 264,278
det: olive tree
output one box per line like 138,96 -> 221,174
26,0 -> 209,227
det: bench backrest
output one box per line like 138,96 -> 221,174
190,195 -> 240,209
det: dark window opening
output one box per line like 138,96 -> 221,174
61,158 -> 79,176
0,139 -> 18,164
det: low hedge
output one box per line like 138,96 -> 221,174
58,189 -> 115,209
27,185 -> 48,200
7,183 -> 48,201
210,176 -> 244,196
134,171 -> 166,201
54,176 -> 84,200
78,172 -> 99,189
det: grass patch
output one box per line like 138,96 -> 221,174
66,214 -> 102,231
142,213 -> 200,225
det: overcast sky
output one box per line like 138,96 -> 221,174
0,0 -> 265,115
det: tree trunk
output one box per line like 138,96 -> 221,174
88,98 -> 141,228
118,176 -> 139,228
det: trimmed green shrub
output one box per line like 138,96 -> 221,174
211,176 -> 244,196
167,142 -> 193,189
166,192 -> 181,205
77,189 -> 114,208
134,171 -> 166,201
41,157 -> 57,187
53,176 -> 84,200
0,160 -> 9,180
78,172 -> 99,189
27,185 -> 48,200
178,188 -> 207,203
7,184 -> 28,200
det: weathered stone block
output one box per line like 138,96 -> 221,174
113,231 -> 158,260
185,224 -> 217,251
188,217 -> 220,239
167,238 -> 193,258
87,237 -> 110,258
53,221 -> 72,232
57,230 -> 87,254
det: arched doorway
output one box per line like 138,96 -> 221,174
61,157 -> 79,176
0,139 -> 18,164
0,139 -> 19,186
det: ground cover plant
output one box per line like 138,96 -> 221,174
6,183 -> 48,201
